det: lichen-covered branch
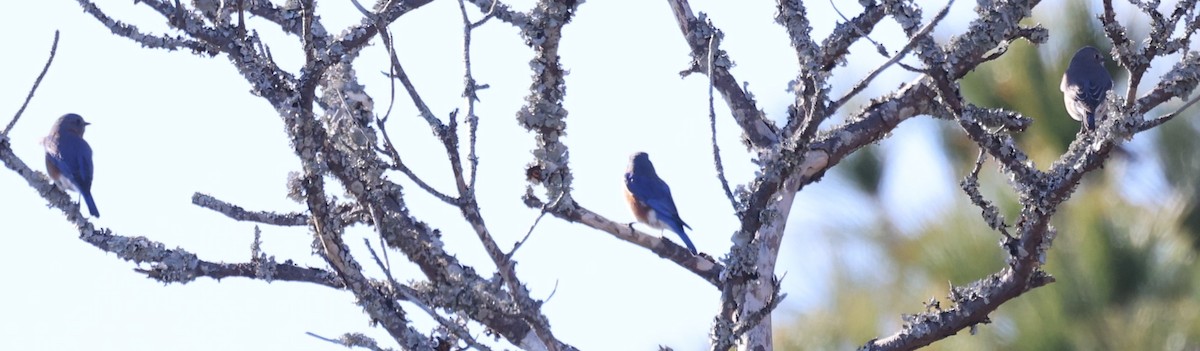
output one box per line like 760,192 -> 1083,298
191,192 -> 310,226
308,332 -> 398,351
75,0 -> 219,55
960,148 -> 1013,239
705,33 -> 740,214
860,2 -> 1200,349
667,0 -> 779,149
44,0 -> 577,349
522,193 -> 725,285
2,0 -> 1192,350
467,0 -> 527,26
137,252 -> 347,288
818,2 -> 885,72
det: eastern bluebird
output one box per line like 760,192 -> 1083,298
624,152 -> 697,255
1061,46 -> 1113,131
44,113 -> 99,217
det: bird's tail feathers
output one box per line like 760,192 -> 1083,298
669,223 -> 698,255
82,192 -> 100,217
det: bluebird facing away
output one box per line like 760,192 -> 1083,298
1061,46 -> 1113,131
44,113 -> 99,217
624,152 -> 697,255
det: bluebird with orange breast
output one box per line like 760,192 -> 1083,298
44,113 -> 99,217
624,152 -> 697,254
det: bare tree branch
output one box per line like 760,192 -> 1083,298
138,248 -> 346,288
1140,90 -> 1200,131
706,32 -> 739,214
820,1 -> 887,71
522,194 -> 725,286
307,332 -> 397,351
1135,51 -> 1200,115
191,193 -> 309,226
3,0 -> 1194,350
667,0 -> 779,149
363,238 -> 493,351
456,0 -> 486,193
959,148 -> 1013,240
466,0 -> 526,26
829,0 -> 953,114
75,0 -> 219,55
3,31 -> 59,136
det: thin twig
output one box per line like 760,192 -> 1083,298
508,192 -> 564,258
465,0 -> 520,26
368,204 -> 393,280
305,332 -> 395,351
828,0 -> 887,57
351,0 -> 441,129
378,28 -> 440,128
339,2 -> 461,205
4,30 -> 60,136
77,0 -> 218,55
959,148 -> 1013,240
1139,92 -> 1200,131
347,0 -> 398,123
362,238 -> 493,351
360,0 -> 472,203
1101,0 -> 1144,107
469,0 -> 499,28
457,0 -> 483,193
706,33 -> 738,215
191,193 -> 309,226
510,210 -> 547,258
362,238 -> 401,288
666,0 -> 778,147
828,0 -> 954,113
375,118 -> 459,204
381,31 -> 397,123
544,279 -> 560,303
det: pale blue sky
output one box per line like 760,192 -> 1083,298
0,1 -> 1166,350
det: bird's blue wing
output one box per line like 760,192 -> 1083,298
627,174 -> 671,211
625,172 -> 696,254
627,174 -> 690,230
1082,80 -> 1110,107
1082,79 -> 1112,129
63,137 -> 99,216
62,136 -> 94,190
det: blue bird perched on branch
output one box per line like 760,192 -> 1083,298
44,113 -> 100,217
1061,46 -> 1113,131
624,152 -> 697,255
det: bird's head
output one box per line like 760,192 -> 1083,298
629,152 -> 657,175
56,113 -> 90,136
